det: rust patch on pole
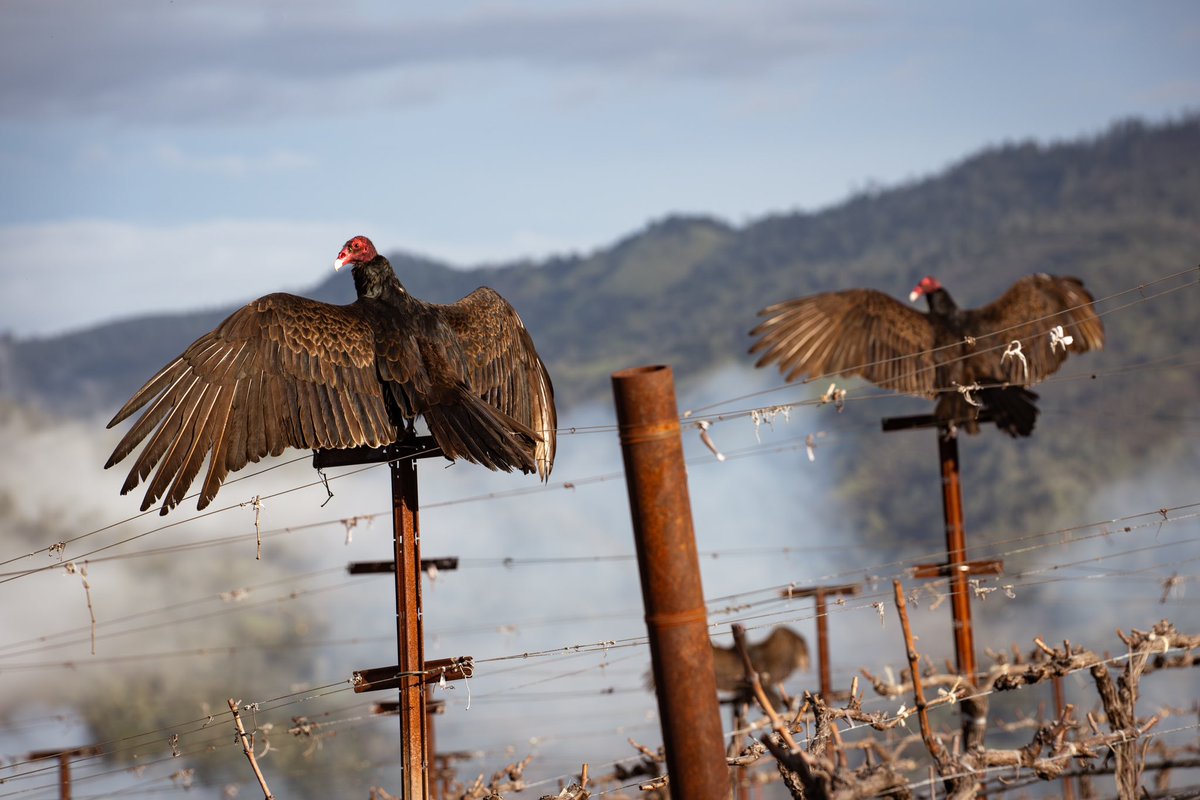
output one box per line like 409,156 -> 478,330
393,457 -> 429,800
612,364 -> 729,800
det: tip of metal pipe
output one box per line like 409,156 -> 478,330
611,364 -> 671,380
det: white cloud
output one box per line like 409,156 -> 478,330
0,219 -> 607,338
0,219 -> 354,337
0,0 -> 868,124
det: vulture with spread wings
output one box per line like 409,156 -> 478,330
711,626 -> 810,696
106,236 -> 556,514
749,274 -> 1104,436
645,626 -> 809,709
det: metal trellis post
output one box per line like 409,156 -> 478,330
316,438 -> 447,800
612,364 -> 730,800
28,747 -> 101,800
882,414 -> 1003,758
780,583 -> 860,699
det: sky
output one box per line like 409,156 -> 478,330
1,0 -> 1198,337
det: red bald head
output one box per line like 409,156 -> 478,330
908,276 -> 943,303
334,236 -> 379,271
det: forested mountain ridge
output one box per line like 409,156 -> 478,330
2,116 -> 1195,417
1,115 -> 1197,555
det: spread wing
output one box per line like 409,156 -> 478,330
437,288 -> 557,479
755,627 -> 810,681
964,274 -> 1105,385
105,293 -> 395,514
750,288 -> 937,397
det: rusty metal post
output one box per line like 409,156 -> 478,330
612,365 -> 730,800
425,702 -> 439,800
885,415 -> 1000,766
56,753 -> 70,800
28,747 -> 101,800
392,457 -> 429,800
937,431 -> 976,682
779,584 -> 858,699
56,753 -> 69,796
813,588 -> 832,697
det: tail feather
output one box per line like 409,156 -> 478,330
981,385 -> 1039,438
422,387 -> 539,474
936,383 -> 1039,437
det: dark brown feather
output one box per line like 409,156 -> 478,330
750,274 -> 1104,436
964,274 -> 1105,385
438,288 -> 557,479
646,626 -> 810,707
107,240 -> 557,514
711,626 -> 811,693
750,289 -> 937,396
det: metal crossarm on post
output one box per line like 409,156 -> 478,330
780,583 -> 859,699
27,747 -> 102,800
348,558 -> 459,575
353,658 -> 474,693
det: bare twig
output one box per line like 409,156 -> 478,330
893,580 -> 951,772
80,562 -> 96,655
241,496 -> 264,559
731,623 -> 801,753
64,561 -> 98,655
539,763 -> 590,799
228,698 -> 273,799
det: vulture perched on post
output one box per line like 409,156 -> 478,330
106,236 -> 556,514
711,626 -> 810,697
645,626 -> 810,708
749,274 -> 1104,436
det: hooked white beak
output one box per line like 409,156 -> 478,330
908,289 -> 921,302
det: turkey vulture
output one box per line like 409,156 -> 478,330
711,626 -> 810,696
106,235 -> 556,514
645,626 -> 810,707
749,274 -> 1104,436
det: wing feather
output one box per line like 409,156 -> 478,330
106,293 -> 393,513
143,383 -> 218,511
750,288 -> 937,396
964,274 -> 1105,385
200,380 -> 238,507
437,288 -> 557,479
163,384 -> 228,511
104,360 -> 189,467
121,374 -> 200,494
244,370 -> 268,463
224,373 -> 251,473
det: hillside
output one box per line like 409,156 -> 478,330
2,115 -> 1198,552
3,117 -> 1198,412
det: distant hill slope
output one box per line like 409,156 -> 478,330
4,116 -> 1196,415
2,115 -> 1198,551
